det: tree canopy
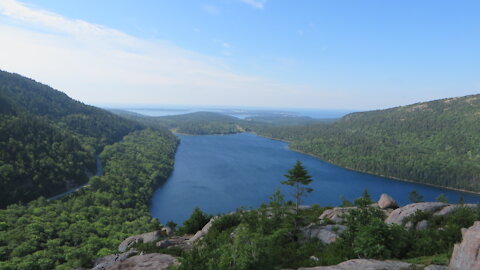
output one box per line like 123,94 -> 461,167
282,160 -> 314,213
246,94 -> 480,192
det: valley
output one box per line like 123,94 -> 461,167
149,132 -> 480,224
0,70 -> 479,270
2,1 -> 480,269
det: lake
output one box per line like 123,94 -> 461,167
150,133 -> 480,224
123,106 -> 352,119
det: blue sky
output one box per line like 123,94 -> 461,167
0,0 -> 479,110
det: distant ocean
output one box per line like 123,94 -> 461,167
105,105 -> 355,119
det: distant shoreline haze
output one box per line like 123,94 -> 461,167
101,105 -> 354,119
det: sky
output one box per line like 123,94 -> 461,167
0,0 -> 479,110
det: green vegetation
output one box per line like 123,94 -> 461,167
111,110 -> 333,136
156,112 -> 243,134
2,70 -> 479,269
0,114 -> 94,207
409,190 -> 424,203
0,71 -> 143,149
113,94 -> 480,194
247,94 -> 480,192
0,70 -> 144,206
244,115 -> 332,126
175,190 -> 479,270
282,160 -> 314,214
176,197 -> 322,270
0,129 -> 177,269
177,207 -> 212,235
111,110 -> 243,135
436,194 -> 449,203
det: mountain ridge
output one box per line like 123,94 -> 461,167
0,70 -> 145,207
248,93 -> 480,192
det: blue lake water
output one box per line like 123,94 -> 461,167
150,133 -> 480,224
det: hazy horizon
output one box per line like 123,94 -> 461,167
93,90 -> 480,112
1,0 -> 479,110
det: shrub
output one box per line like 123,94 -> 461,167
211,214 -> 241,232
178,207 -> 212,235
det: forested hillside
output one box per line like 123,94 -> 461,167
245,115 -> 334,125
0,129 -> 178,269
111,110 -> 243,135
0,70 -> 144,207
248,94 -> 480,192
0,115 -> 93,207
0,71 -> 143,149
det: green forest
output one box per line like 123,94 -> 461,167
0,114 -> 94,207
0,70 -> 178,269
1,69 -> 480,269
111,110 -> 243,135
112,95 -> 480,193
0,70 -> 144,206
0,129 -> 177,269
245,95 -> 480,192
133,189 -> 479,270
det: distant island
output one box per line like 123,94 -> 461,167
1,70 -> 479,269
112,93 -> 480,194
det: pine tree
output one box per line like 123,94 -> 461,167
281,160 -> 313,214
408,190 -> 424,203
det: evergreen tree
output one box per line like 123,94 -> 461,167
354,189 -> 373,207
409,190 -> 424,203
281,160 -> 313,214
436,193 -> 449,203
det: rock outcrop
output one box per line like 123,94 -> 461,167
424,265 -> 448,270
108,196 -> 476,270
319,207 -> 355,224
318,194 -> 399,225
296,259 -> 415,270
116,218 -> 217,254
433,203 -> 477,216
92,250 -> 136,270
385,202 -> 448,225
415,219 -> 429,230
156,235 -> 192,250
301,224 -> 347,244
290,259 -> 447,270
160,226 -> 174,236
449,221 -> 480,270
187,217 -> 216,244
118,231 -> 162,252
378,194 -> 399,209
92,253 -> 178,270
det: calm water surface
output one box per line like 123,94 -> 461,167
150,133 -> 480,224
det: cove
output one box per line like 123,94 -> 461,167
150,133 -> 480,224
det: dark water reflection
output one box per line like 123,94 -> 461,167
150,133 -> 479,224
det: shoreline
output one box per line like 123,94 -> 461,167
170,130 -> 480,196
248,131 -> 480,196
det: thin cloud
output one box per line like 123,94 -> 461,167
240,0 -> 267,9
0,0 -> 333,108
202,5 -> 220,15
214,39 -> 232,49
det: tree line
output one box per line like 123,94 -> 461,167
0,129 -> 178,269
0,70 -> 145,207
245,94 -> 480,192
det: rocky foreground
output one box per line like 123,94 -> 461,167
90,194 -> 480,270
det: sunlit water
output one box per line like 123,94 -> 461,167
150,133 -> 480,224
